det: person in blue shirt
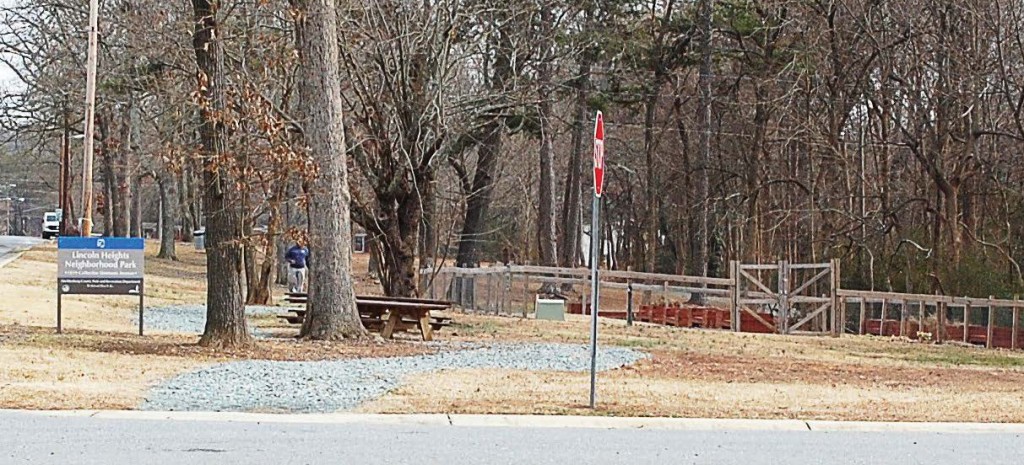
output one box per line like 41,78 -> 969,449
284,241 -> 310,293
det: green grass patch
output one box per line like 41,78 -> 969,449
900,350 -> 1024,368
611,337 -> 665,349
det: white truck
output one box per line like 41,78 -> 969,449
41,211 -> 59,239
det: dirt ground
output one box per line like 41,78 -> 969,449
360,312 -> 1024,422
4,242 -> 1024,420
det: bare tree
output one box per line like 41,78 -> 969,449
535,2 -> 559,269
192,0 -> 251,348
292,0 -> 366,339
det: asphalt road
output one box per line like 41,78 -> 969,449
0,235 -> 43,266
2,412 -> 1022,465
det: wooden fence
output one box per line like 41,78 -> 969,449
420,264 -> 733,319
837,290 -> 1023,350
421,261 -> 1024,350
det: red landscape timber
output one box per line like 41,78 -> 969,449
740,311 -> 776,333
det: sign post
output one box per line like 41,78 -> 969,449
57,237 -> 145,335
589,111 -> 605,409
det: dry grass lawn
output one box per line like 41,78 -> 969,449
360,312 -> 1024,422
0,242 -> 210,332
5,242 -> 1024,421
0,242 -> 432,410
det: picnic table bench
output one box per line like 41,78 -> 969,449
279,293 -> 452,341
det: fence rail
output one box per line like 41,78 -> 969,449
836,289 -> 1022,350
422,261 -> 1024,351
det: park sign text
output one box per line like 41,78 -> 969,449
58,237 -> 144,294
56,237 -> 145,335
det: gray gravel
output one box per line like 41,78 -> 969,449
142,343 -> 647,413
139,304 -> 281,335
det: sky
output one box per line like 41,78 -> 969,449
0,0 -> 25,91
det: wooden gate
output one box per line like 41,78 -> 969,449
731,260 -> 840,336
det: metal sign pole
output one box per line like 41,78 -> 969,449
57,237 -> 145,336
589,193 -> 600,409
589,111 -> 605,409
57,280 -> 63,334
139,280 -> 144,336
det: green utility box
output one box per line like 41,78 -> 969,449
534,297 -> 566,321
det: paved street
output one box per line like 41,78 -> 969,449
2,412 -> 1022,465
0,235 -> 43,266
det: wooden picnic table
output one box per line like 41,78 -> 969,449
280,293 -> 452,341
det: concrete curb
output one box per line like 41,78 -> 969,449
806,420 -> 1024,434
447,414 -> 809,431
6,410 -> 1024,433
0,250 -> 26,269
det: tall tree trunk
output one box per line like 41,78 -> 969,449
248,199 -> 281,306
179,166 -> 195,242
275,187 -> 294,286
455,123 -> 502,267
292,0 -> 366,339
192,0 -> 251,348
186,152 -> 203,239
102,154 -> 114,237
559,58 -> 590,269
643,89 -> 660,272
112,103 -> 131,238
130,175 -> 142,238
243,215 -> 258,303
536,6 -> 558,268
156,169 -> 178,260
418,171 -> 437,268
746,96 -> 769,263
376,192 -> 422,297
455,30 -> 515,268
368,234 -> 381,278
689,0 -> 715,304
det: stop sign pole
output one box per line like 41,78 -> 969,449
589,111 -> 605,409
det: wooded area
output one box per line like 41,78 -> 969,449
4,1 -> 1024,345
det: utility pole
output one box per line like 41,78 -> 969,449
80,0 -> 100,237
60,98 -> 72,236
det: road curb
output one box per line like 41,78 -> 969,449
806,420 -> 1024,434
7,410 -> 1024,433
447,414 -> 809,431
0,250 -> 26,269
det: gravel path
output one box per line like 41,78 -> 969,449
138,304 -> 281,335
142,343 -> 647,413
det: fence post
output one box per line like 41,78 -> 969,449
859,297 -> 866,335
1013,299 -> 1020,351
730,260 -> 740,332
627,280 -> 634,326
900,300 -> 908,338
918,301 -> 925,338
523,273 -> 531,317
987,297 -> 995,349
831,259 -> 841,337
879,299 -> 887,336
486,272 -> 494,314
503,266 -> 511,315
937,299 -> 946,343
778,260 -> 789,334
582,279 -> 589,316
963,303 -> 971,344
452,271 -> 461,309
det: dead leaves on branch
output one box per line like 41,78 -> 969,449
190,71 -> 316,195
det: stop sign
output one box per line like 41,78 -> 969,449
593,111 -> 605,197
